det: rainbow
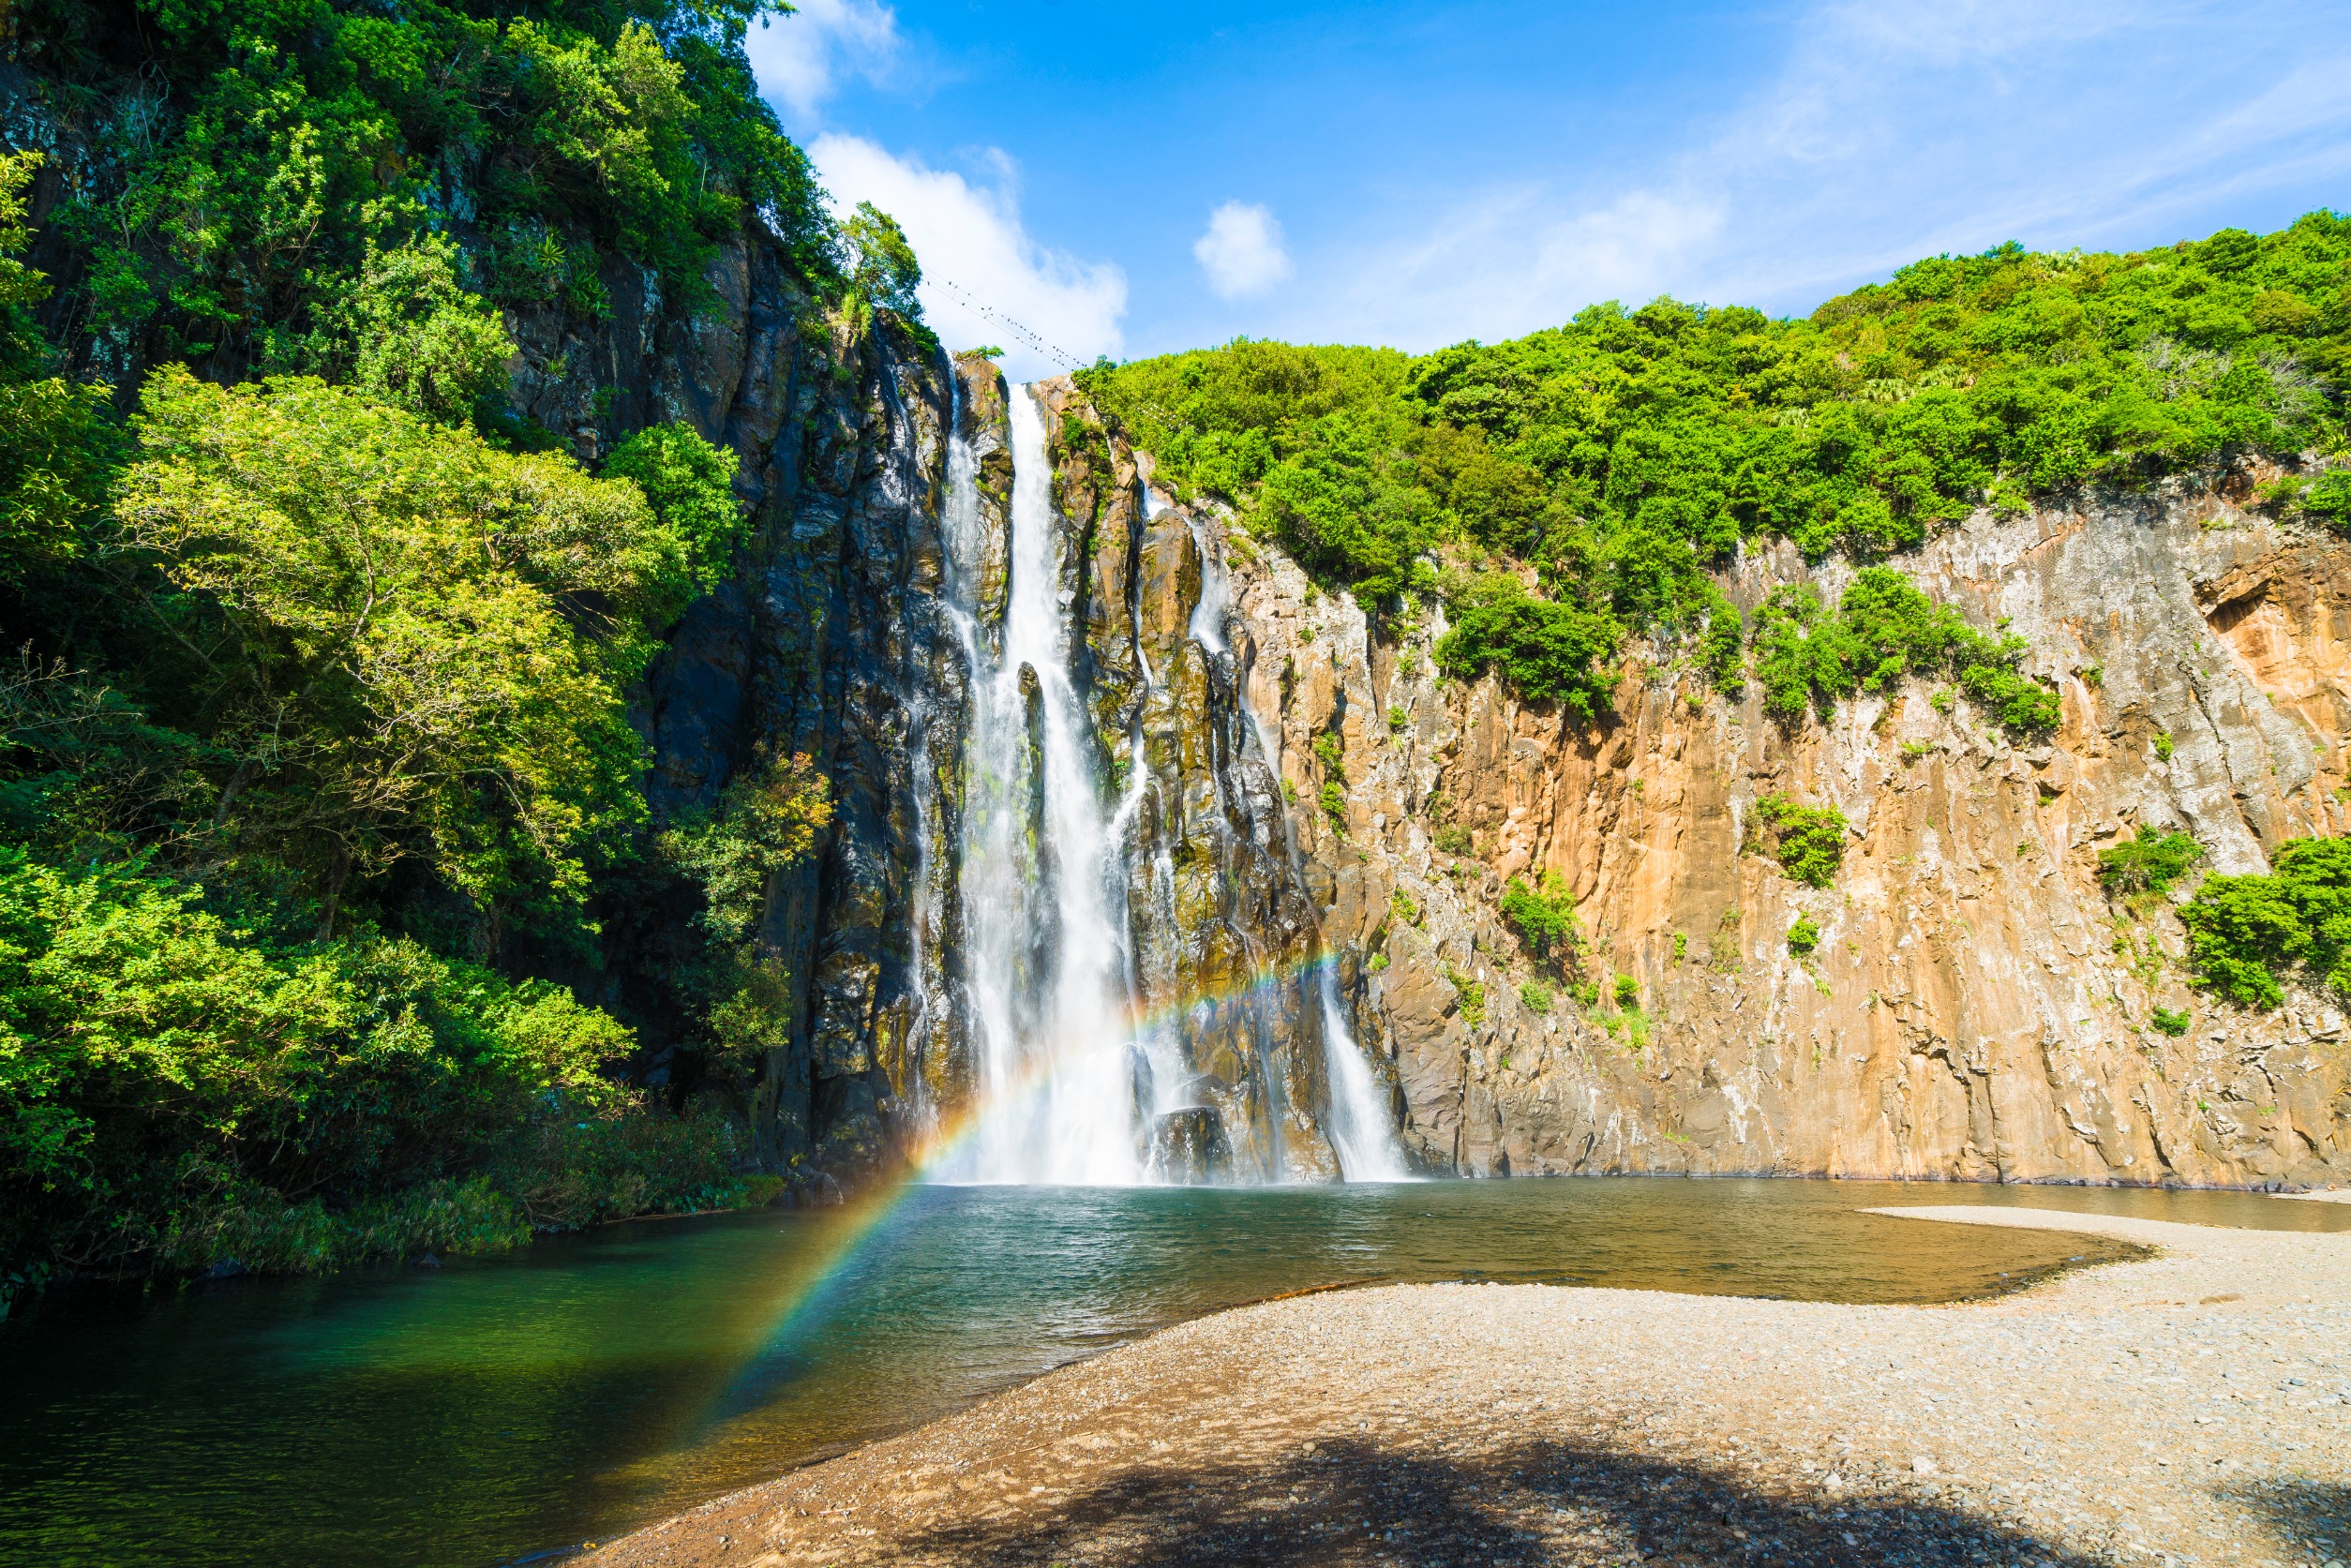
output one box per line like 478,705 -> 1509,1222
737,948 -> 1359,1358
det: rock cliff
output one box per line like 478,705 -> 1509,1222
1237,465 -> 2351,1188
9,62 -> 2344,1189
620,351 -> 2351,1192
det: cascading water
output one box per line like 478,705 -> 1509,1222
940,387 -> 1154,1183
1317,966 -> 1412,1179
934,381 -> 1405,1185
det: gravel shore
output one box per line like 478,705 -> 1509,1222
586,1206 -> 2349,1568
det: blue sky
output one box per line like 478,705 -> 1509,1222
744,1 -> 2351,381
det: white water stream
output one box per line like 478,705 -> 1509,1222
936,385 -> 1407,1184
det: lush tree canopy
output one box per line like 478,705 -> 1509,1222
0,71 -> 799,1293
22,0 -> 833,381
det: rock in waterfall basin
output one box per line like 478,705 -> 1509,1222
2,1180 -> 2341,1568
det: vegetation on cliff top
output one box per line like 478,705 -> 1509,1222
1084,213 -> 2351,713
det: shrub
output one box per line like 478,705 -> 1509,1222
2149,1007 -> 2192,1037
1519,980 -> 1553,1013
1387,705 -> 1409,734
0,848 -> 739,1282
1320,782 -> 1349,830
2097,829 -> 2204,894
1752,569 -> 2058,734
1612,972 -> 1640,1008
1788,915 -> 1822,954
1434,572 -> 1621,721
1389,887 -> 1421,925
1672,932 -> 1688,963
2179,836 -> 2351,1008
2154,732 -> 2176,762
1753,795 -> 1849,888
1312,732 -> 1346,778
1434,824 -> 1475,857
1499,869 -> 1578,962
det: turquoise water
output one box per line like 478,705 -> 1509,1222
0,1178 -> 2336,1567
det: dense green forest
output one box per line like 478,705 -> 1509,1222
1083,217 -> 2351,709
0,0 -> 890,1305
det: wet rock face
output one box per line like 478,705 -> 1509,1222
546,228 -> 971,1176
1031,384 -> 1340,1181
1149,1107 -> 1235,1184
1234,474 -> 2351,1188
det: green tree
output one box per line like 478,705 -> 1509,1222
0,847 -> 636,1279
0,152 -> 120,579
841,202 -> 923,320
115,369 -> 696,926
294,235 -> 517,426
603,421 -> 748,601
1434,572 -> 1620,719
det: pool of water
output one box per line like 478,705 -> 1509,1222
0,1177 -> 2337,1567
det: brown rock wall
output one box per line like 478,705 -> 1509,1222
1222,478 -> 2351,1188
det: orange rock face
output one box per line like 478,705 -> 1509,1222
1225,478 -> 2351,1188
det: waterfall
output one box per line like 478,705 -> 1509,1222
929,380 -> 1405,1186
1317,964 -> 1412,1180
1142,477 -> 1232,658
938,385 -> 1150,1184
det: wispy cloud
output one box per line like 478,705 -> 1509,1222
1193,202 -> 1294,300
1294,0 -> 2351,349
810,136 -> 1127,381
742,0 -> 903,124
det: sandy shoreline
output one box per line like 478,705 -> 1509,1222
587,1207 -> 2349,1567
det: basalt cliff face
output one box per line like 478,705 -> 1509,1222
1251,472 -> 2351,1190
654,353 -> 2351,1192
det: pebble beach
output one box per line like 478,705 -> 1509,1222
587,1205 -> 2350,1568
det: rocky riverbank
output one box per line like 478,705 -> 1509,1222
585,1205 -> 2347,1568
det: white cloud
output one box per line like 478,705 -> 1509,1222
1308,185 -> 1723,349
742,0 -> 901,122
810,135 -> 1127,382
1192,202 -> 1294,299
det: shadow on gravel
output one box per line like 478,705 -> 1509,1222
2230,1475 -> 2347,1558
895,1438 -> 2107,1566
